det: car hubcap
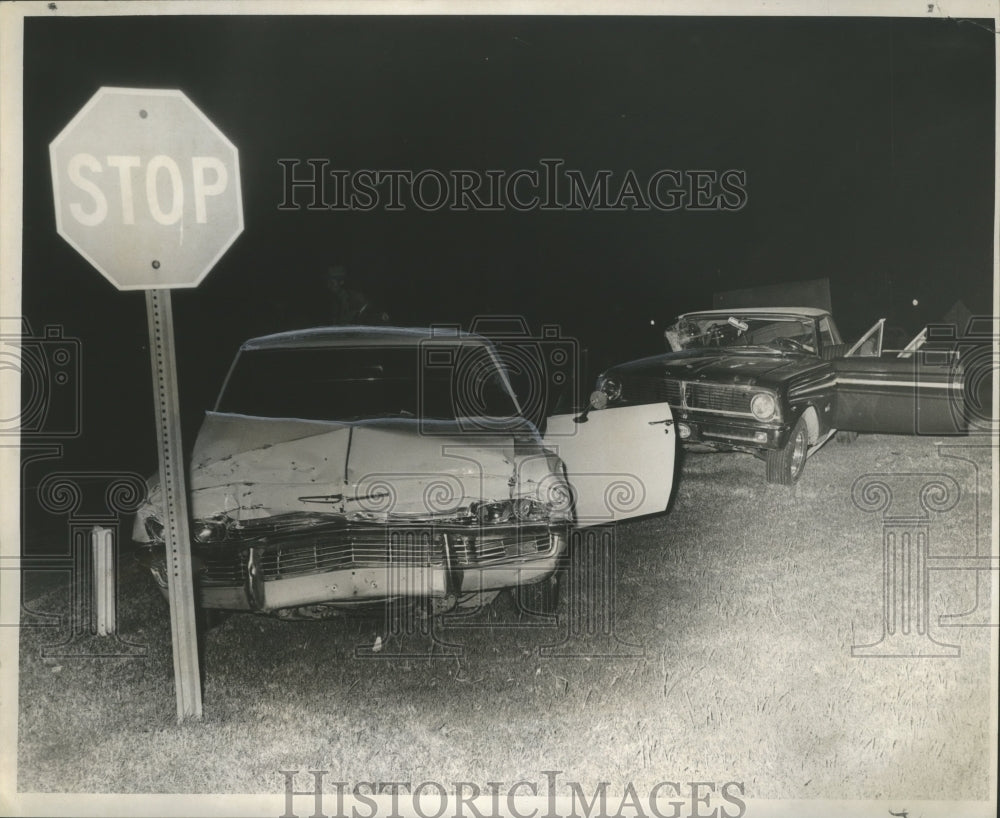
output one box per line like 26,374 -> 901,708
790,432 -> 807,477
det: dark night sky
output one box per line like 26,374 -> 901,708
17,13 -> 997,478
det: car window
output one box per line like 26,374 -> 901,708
216,343 -> 520,422
846,319 -> 885,358
665,314 -> 817,353
896,328 -> 928,358
818,317 -> 836,347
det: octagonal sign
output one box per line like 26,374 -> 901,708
50,87 -> 243,290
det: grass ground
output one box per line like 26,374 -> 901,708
14,434 -> 994,801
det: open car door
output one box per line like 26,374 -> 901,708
544,402 -> 675,526
831,321 -> 966,435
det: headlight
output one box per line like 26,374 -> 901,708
596,375 -> 622,401
471,500 -> 514,525
470,493 -> 570,525
193,520 -> 228,544
144,517 -> 165,542
601,376 -> 622,401
750,392 -> 778,421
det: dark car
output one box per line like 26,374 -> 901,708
591,308 -> 966,484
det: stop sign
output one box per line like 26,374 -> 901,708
50,87 -> 243,290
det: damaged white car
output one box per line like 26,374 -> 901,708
133,326 -> 675,618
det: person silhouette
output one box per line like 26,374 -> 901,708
323,265 -> 389,325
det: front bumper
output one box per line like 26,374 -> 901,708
609,376 -> 789,451
674,414 -> 789,450
139,521 -> 567,613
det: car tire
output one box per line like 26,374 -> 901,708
516,574 -> 559,615
766,416 -> 808,485
836,430 -> 860,445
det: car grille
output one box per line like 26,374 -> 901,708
685,383 -> 752,413
199,552 -> 247,587
197,525 -> 553,587
621,376 -> 753,416
262,527 -> 446,579
451,528 -> 552,565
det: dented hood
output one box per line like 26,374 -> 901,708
173,411 -> 560,523
607,348 -> 823,388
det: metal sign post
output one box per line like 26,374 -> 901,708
146,289 -> 203,719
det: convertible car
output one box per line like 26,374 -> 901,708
591,307 -> 966,485
132,326 -> 675,618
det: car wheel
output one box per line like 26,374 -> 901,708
516,574 -> 559,615
836,430 -> 859,445
766,417 -> 808,485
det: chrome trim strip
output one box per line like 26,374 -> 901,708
835,377 -> 963,391
789,379 -> 836,396
701,429 -> 767,442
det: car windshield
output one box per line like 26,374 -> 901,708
216,343 -> 520,422
665,314 -> 817,353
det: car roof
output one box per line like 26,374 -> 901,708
241,325 -> 484,351
679,306 -> 831,319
